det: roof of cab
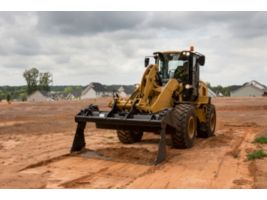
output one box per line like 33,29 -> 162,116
153,50 -> 181,54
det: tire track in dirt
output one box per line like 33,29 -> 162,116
0,125 -> 259,188
18,127 -> 255,188
125,126 -> 257,188
59,160 -> 154,189
60,167 -> 110,188
20,154 -> 70,171
19,147 -> 158,188
120,164 -> 165,188
210,124 -> 261,188
21,156 -> 152,188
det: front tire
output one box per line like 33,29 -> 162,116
117,130 -> 143,144
170,104 -> 197,148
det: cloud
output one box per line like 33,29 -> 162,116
37,12 -> 147,35
0,11 -> 267,87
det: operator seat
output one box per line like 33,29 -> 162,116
174,61 -> 189,83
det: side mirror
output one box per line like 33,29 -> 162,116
198,55 -> 205,66
144,57 -> 149,67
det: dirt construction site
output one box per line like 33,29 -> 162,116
0,97 -> 267,189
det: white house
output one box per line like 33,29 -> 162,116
81,82 -> 112,99
231,80 -> 267,97
81,82 -> 136,99
27,90 -> 53,102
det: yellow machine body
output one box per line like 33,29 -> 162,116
114,63 -> 209,123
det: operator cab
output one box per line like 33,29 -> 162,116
145,49 -> 205,101
155,52 -> 189,84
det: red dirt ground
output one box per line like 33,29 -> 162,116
0,97 -> 267,188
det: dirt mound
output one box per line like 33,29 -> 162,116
88,147 -> 156,165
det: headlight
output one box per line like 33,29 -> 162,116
185,84 -> 192,89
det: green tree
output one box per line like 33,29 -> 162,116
63,86 -> 74,95
23,68 -> 39,94
23,68 -> 53,94
39,72 -> 53,92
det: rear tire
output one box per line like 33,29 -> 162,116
170,104 -> 197,148
197,104 -> 216,138
117,130 -> 143,144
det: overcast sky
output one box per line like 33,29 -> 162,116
0,12 -> 267,86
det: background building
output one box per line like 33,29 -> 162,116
27,91 -> 53,102
231,80 -> 267,97
81,82 -> 135,99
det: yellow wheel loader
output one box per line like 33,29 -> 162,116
71,47 -> 216,164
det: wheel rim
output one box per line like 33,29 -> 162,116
210,112 -> 216,132
187,116 -> 196,139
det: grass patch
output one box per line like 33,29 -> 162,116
247,150 -> 267,160
254,136 -> 267,144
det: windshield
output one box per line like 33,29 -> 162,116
157,53 -> 188,83
168,60 -> 185,78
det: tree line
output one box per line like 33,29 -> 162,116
0,85 -> 83,102
0,67 -> 233,102
0,67 -> 82,102
207,83 -> 231,96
